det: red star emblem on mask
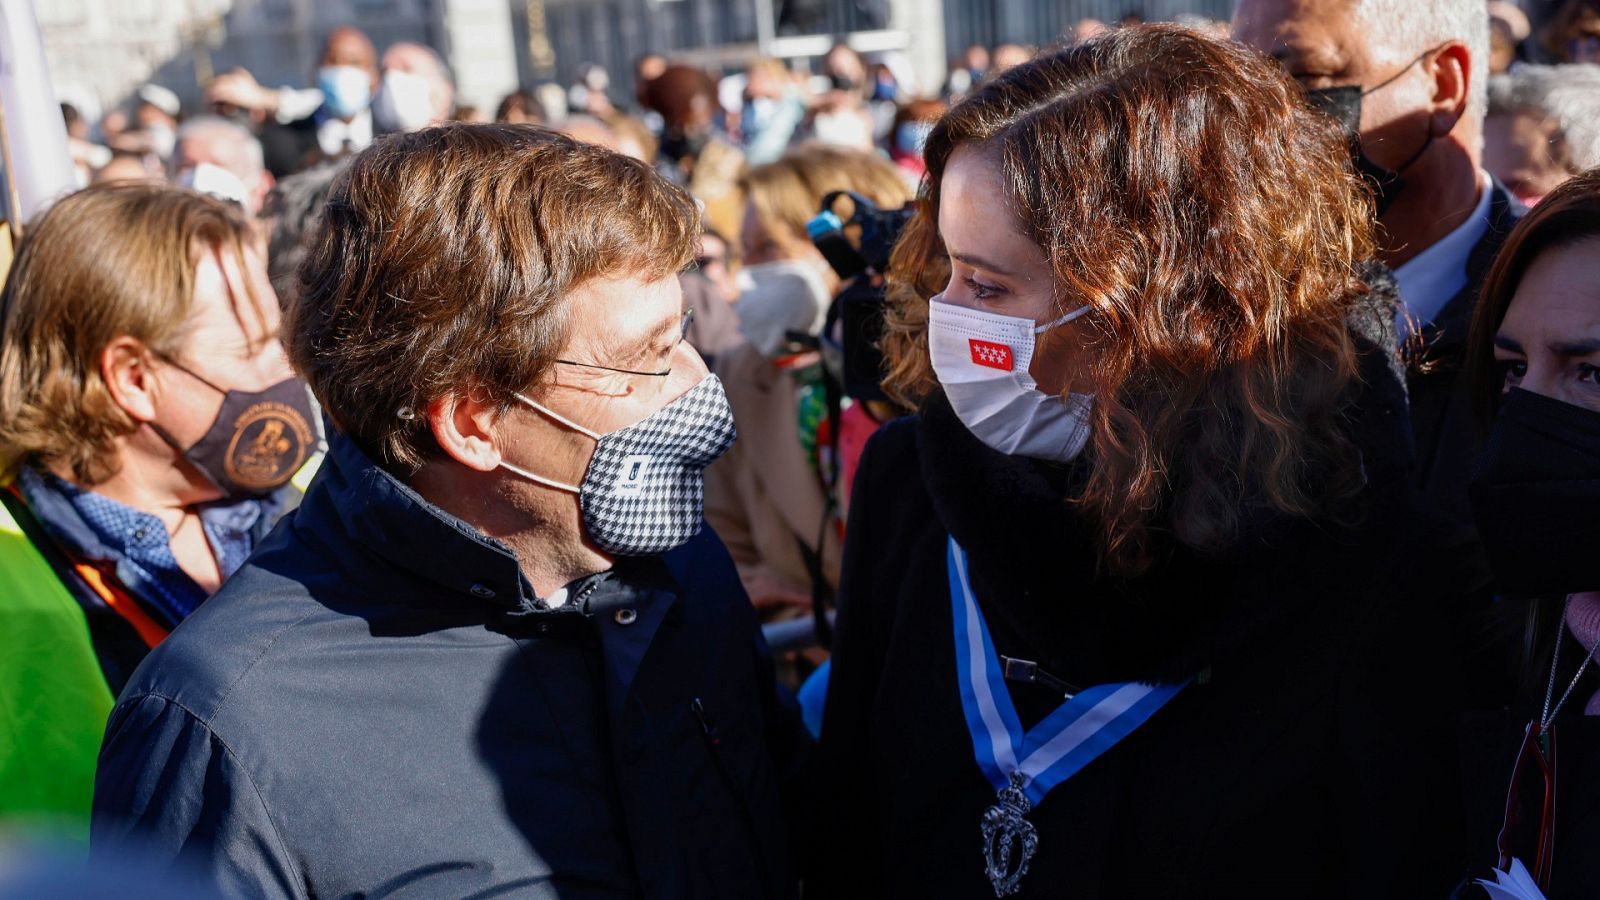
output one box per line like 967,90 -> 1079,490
969,339 -> 1014,371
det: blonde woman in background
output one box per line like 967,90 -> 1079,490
706,144 -> 911,636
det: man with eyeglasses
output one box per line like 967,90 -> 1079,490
1234,0 -> 1530,888
91,124 -> 807,899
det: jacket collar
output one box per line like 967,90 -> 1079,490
15,461 -> 287,569
300,431 -> 537,611
1419,178 -> 1527,359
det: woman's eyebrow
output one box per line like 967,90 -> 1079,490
949,251 -> 1017,278
1493,334 -> 1525,353
1552,337 -> 1600,357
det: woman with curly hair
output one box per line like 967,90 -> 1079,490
811,25 -> 1452,897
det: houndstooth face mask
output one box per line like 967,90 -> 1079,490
501,375 -> 737,556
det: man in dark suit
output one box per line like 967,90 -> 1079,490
1234,0 -> 1532,883
1235,0 -> 1526,679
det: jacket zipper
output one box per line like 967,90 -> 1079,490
691,697 -> 772,895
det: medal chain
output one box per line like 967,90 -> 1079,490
1541,594 -> 1600,731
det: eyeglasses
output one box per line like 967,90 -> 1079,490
554,308 -> 694,378
1496,721 -> 1557,890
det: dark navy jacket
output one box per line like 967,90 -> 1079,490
90,431 -> 806,899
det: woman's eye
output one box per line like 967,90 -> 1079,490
1499,359 -> 1527,388
1578,363 -> 1600,386
964,276 -> 1003,301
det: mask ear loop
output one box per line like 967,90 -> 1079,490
513,392 -> 603,440
498,392 -> 601,494
1032,304 -> 1093,335
498,460 -> 581,495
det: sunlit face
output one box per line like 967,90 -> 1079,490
323,29 -> 378,78
152,245 -> 292,500
1493,237 -> 1600,412
498,272 -> 706,488
1232,0 -> 1440,175
1484,110 -> 1570,206
937,144 -> 1090,394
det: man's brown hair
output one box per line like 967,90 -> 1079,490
287,123 -> 699,473
0,182 -> 263,484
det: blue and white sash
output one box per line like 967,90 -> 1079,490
947,536 -> 1187,805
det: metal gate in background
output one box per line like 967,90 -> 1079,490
533,0 -> 1239,98
942,0 -> 1236,58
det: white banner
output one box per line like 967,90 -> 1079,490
0,0 -> 75,227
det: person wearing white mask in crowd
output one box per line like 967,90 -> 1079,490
374,42 -> 454,135
706,145 -> 909,632
246,27 -> 379,177
813,26 -> 1457,897
126,85 -> 181,161
171,116 -> 275,215
807,44 -> 876,152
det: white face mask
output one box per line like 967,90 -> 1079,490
174,161 -> 251,208
373,69 -> 435,133
317,65 -> 373,119
927,294 -> 1094,463
734,259 -> 833,357
145,124 -> 176,159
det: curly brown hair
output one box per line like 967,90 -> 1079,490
881,25 -> 1377,576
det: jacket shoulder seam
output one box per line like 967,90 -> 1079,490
118,691 -> 308,898
149,600 -> 324,724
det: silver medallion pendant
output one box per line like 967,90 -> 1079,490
980,773 -> 1039,897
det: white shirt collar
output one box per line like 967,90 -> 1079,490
316,109 -> 373,157
1393,172 -> 1493,339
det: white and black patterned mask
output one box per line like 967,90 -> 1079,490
501,375 -> 737,556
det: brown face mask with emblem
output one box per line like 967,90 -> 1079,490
151,358 -> 317,498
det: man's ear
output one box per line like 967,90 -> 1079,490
427,387 -> 504,473
1427,41 -> 1472,134
100,336 -> 161,425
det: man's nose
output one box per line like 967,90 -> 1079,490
663,340 -> 710,398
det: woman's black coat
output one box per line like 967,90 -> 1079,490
811,318 -> 1460,898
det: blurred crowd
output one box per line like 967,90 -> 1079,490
58,3 -> 1600,269
8,1 -> 1600,898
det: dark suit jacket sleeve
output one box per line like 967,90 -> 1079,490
91,693 -> 304,900
754,608 -> 815,888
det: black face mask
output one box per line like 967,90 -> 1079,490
1304,85 -> 1433,217
1468,388 -> 1600,597
152,360 -> 318,499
